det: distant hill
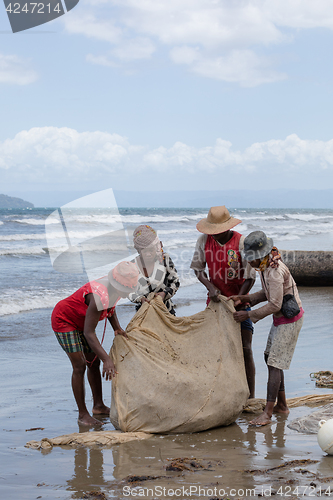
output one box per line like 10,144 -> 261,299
0,194 -> 34,208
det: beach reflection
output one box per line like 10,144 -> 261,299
66,446 -> 112,499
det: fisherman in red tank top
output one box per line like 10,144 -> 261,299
190,206 -> 256,398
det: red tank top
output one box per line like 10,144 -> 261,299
205,231 -> 245,300
51,281 -> 117,333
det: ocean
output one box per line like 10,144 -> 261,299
1,206 -> 333,319
1,206 -> 333,499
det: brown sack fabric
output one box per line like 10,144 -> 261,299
26,431 -> 151,450
110,295 -> 249,433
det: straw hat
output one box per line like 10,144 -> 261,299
196,206 -> 241,235
108,261 -> 139,293
242,231 -> 274,261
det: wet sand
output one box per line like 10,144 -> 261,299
1,287 -> 333,499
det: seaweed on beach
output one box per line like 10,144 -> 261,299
82,491 -> 107,499
166,457 -> 218,472
125,475 -> 167,483
310,371 -> 333,388
244,459 -> 319,474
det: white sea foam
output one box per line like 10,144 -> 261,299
0,246 -> 47,256
285,213 -> 333,221
0,229 -> 124,242
236,214 -> 286,221
43,212 -> 207,225
157,227 -> 196,235
179,274 -> 199,287
12,218 -> 57,225
0,288 -> 76,317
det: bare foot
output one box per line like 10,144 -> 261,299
92,404 -> 110,415
273,404 -> 289,414
249,411 -> 272,426
77,414 -> 104,426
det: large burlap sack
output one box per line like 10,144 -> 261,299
110,295 -> 249,433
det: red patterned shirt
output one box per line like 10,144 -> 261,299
51,281 -> 117,333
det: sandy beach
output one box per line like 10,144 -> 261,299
1,285 -> 332,500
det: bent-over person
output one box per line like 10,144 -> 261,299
51,261 -> 139,426
229,231 -> 304,426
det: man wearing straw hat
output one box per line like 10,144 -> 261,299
190,206 -> 256,398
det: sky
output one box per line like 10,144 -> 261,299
1,0 -> 333,205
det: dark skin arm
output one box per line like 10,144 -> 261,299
235,278 -> 255,310
229,287 -> 266,322
108,310 -> 128,338
83,294 -> 117,381
195,272 -> 255,305
194,270 -> 221,302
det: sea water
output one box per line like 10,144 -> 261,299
0,206 -> 333,499
1,206 -> 333,319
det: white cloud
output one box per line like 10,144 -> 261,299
170,48 -> 287,87
63,13 -> 122,43
65,0 -> 333,85
111,37 -> 156,61
86,54 -> 118,67
0,54 -> 38,85
265,0 -> 333,29
63,1 -> 333,85
1,128 -> 333,189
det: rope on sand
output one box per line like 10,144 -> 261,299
243,394 -> 333,413
310,371 -> 333,388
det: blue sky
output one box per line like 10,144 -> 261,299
1,0 -> 333,203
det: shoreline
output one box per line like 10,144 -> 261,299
1,285 -> 332,499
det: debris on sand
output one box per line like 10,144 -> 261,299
125,475 -> 166,483
243,394 -> 333,413
244,459 -> 319,474
310,371 -> 333,388
166,457 -> 217,472
82,491 -> 107,499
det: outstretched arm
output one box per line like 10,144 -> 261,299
108,310 -> 127,338
194,269 -> 221,303
84,294 -> 117,380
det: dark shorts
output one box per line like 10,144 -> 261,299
241,307 -> 254,333
54,330 -> 93,354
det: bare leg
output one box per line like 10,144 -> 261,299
67,352 -> 103,426
241,328 -> 255,399
250,363 -> 283,426
85,353 -> 110,416
273,371 -> 289,414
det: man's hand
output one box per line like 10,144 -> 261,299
155,291 -> 166,300
140,297 -> 149,304
208,286 -> 221,303
233,310 -> 250,323
228,295 -> 249,308
114,328 -> 128,339
102,358 -> 118,381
